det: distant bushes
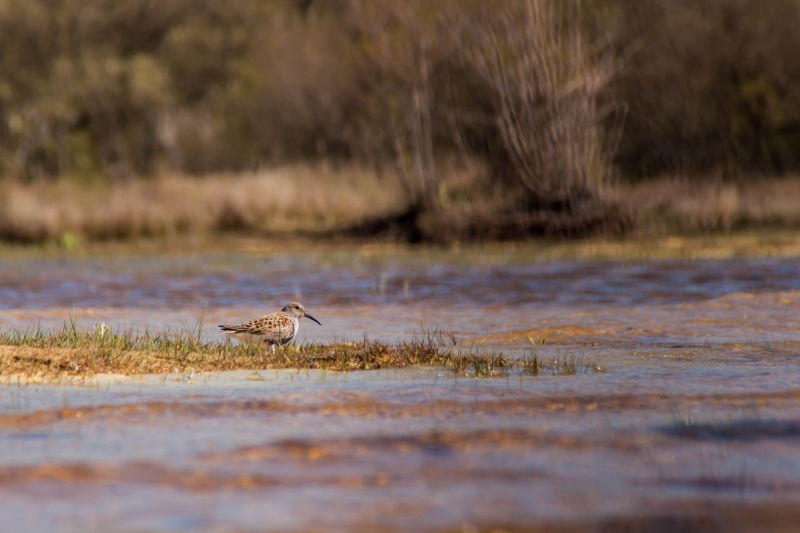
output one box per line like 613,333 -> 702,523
2,0 -> 797,183
593,0 -> 800,178
0,0 -> 799,242
0,0 -> 261,179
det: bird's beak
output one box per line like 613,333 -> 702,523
305,313 -> 321,325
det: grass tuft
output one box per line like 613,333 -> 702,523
0,321 -> 597,380
521,351 -> 590,376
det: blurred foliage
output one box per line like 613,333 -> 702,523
0,0 -> 270,179
589,0 -> 800,178
0,0 -> 798,183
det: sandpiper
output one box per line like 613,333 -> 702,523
219,302 -> 321,349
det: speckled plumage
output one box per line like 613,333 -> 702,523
219,302 -> 321,347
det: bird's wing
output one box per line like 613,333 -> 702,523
220,313 -> 295,343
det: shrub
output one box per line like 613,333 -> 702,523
592,0 -> 800,177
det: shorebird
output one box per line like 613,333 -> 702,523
219,302 -> 321,349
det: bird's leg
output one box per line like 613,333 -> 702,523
271,344 -> 276,354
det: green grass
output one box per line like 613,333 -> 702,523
0,318 -> 597,379
451,350 -> 510,378
521,351 -> 592,376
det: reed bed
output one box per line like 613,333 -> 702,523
621,176 -> 800,234
5,171 -> 800,246
0,166 -> 403,243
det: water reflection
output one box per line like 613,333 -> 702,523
2,249 -> 800,532
1,253 -> 800,310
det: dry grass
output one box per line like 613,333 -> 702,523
0,319 -> 595,380
0,319 -> 449,378
5,167 -> 800,246
622,176 -> 800,234
0,340 -> 445,379
0,165 -> 404,243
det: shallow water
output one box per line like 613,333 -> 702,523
2,247 -> 800,532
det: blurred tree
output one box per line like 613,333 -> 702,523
0,0 -> 797,184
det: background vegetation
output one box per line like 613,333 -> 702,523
0,0 -> 798,243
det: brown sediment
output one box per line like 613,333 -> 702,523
0,453 -> 548,492
0,461 -> 281,491
2,421 -> 800,502
0,426 -> 662,491
6,388 -> 800,430
0,397 -> 618,429
443,502 -> 800,533
473,325 -> 616,346
205,428 -> 644,463
0,337 -> 451,378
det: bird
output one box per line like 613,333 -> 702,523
219,302 -> 321,349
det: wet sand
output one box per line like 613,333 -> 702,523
1,245 -> 800,531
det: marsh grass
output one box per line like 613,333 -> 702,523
0,321 -> 596,380
0,320 -> 449,379
451,350 -> 510,378
521,350 -> 591,376
621,176 -> 800,234
0,166 -> 403,243
5,168 -> 800,246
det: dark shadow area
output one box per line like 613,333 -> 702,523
340,202 -> 632,243
450,502 -> 800,533
661,419 -> 800,441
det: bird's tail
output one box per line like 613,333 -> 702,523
219,325 -> 239,332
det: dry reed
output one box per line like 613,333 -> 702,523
4,168 -> 800,245
0,165 -> 404,243
621,176 -> 800,233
